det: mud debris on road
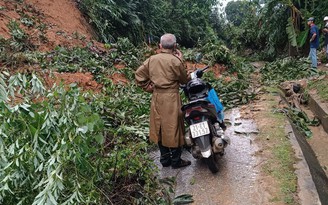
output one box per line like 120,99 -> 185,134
150,108 -> 262,205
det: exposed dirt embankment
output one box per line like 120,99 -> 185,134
0,0 -> 96,51
43,71 -> 102,92
0,0 -> 112,91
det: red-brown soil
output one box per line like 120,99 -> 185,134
0,0 -> 96,51
211,63 -> 228,78
43,71 -> 102,92
0,0 -> 127,89
0,0 -> 228,91
109,73 -> 129,85
184,61 -> 227,78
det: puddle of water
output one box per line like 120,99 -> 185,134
150,108 -> 261,205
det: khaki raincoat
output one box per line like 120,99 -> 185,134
135,50 -> 188,148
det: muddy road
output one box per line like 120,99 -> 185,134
150,108 -> 264,205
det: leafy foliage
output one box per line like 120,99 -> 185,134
297,30 -> 309,48
257,1 -> 291,59
78,0 -> 142,43
260,57 -> 320,85
4,0 -> 328,203
78,0 -> 218,47
219,1 -> 264,55
225,1 -> 256,26
7,20 -> 32,51
285,107 -> 319,138
307,76 -> 328,101
36,37 -> 144,83
39,46 -> 106,73
201,42 -> 233,66
224,0 -> 328,59
203,62 -> 256,109
0,70 -> 174,204
286,17 -> 298,47
0,21 -> 39,67
184,38 -> 235,66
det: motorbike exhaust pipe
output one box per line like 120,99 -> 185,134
212,137 -> 224,153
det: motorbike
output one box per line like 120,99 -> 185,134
181,66 -> 229,173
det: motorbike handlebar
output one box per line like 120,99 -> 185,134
193,66 -> 209,79
200,66 -> 209,72
180,66 -> 208,89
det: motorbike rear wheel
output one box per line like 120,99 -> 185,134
205,154 -> 219,173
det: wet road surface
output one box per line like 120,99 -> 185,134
150,108 -> 262,205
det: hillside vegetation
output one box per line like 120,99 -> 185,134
0,0 -> 327,204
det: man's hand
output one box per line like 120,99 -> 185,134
310,33 -> 317,42
174,49 -> 183,60
144,82 -> 154,93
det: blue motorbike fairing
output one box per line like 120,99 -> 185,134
206,88 -> 224,122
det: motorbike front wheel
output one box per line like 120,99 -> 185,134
204,154 -> 219,173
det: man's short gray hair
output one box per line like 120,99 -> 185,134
160,33 -> 176,49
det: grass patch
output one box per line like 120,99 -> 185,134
308,77 -> 328,101
271,142 -> 297,204
258,87 -> 298,204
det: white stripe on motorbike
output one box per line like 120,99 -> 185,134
201,149 -> 211,158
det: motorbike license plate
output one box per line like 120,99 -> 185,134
189,121 -> 210,138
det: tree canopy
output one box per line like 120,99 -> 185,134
78,0 -> 328,58
225,1 -> 255,26
78,0 -> 218,47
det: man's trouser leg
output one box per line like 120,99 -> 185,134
310,48 -> 317,68
158,141 -> 171,166
171,147 -> 182,167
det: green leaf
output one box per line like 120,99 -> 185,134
297,29 -> 309,47
48,192 -> 58,205
173,194 -> 194,204
76,126 -> 88,134
94,134 -> 104,144
286,17 -> 297,47
0,84 -> 8,102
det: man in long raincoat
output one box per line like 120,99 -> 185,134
135,33 -> 191,168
